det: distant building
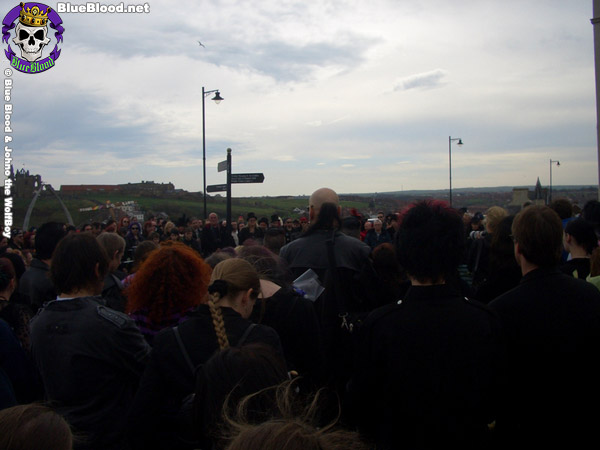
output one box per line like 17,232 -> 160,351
508,178 -> 547,213
121,181 -> 175,195
60,180 -> 175,196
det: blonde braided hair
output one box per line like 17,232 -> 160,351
208,259 -> 261,351
208,292 -> 230,350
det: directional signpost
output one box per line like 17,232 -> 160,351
206,184 -> 227,193
231,173 -> 265,184
209,149 -> 265,231
217,160 -> 228,173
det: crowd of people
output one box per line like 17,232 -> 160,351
1,187 -> 600,449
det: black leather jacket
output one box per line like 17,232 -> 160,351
30,296 -> 150,450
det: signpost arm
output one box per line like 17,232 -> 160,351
226,148 -> 232,234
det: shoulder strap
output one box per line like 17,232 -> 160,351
111,273 -> 124,290
174,321 -> 257,376
237,323 -> 257,347
173,326 -> 196,375
473,237 -> 485,273
325,231 -> 349,317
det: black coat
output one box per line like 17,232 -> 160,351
238,226 -> 264,245
280,230 -> 371,280
201,225 -> 235,256
473,263 -> 522,304
489,268 -> 600,448
559,257 -> 591,280
0,318 -> 43,409
18,259 -> 55,311
182,237 -> 202,255
251,285 -> 325,387
128,305 -> 283,450
30,297 -> 150,450
102,273 -> 127,313
363,228 -> 392,250
348,284 -> 504,450
280,229 -> 384,393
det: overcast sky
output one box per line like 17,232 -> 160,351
4,0 -> 599,196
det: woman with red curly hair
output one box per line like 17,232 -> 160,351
126,242 -> 212,345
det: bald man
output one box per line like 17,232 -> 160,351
280,187 -> 380,393
309,187 -> 340,220
280,187 -> 370,279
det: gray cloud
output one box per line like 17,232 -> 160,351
60,10 -> 378,83
211,37 -> 375,82
394,69 -> 448,91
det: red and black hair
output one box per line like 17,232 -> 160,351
125,242 -> 211,321
396,200 -> 465,283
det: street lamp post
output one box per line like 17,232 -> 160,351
448,136 -> 463,208
549,159 -> 560,204
202,87 -> 224,219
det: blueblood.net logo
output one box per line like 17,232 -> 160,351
2,2 -> 64,74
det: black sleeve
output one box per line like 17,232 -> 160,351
248,324 -> 285,357
345,305 -> 396,434
98,307 -> 151,378
238,228 -> 249,245
128,329 -> 180,450
0,319 -> 43,404
277,298 -> 325,387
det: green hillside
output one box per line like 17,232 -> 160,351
12,193 -> 370,228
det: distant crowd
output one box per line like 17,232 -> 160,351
1,188 -> 600,450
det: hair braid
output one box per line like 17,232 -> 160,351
208,294 -> 230,350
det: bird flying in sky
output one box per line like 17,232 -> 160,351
198,41 -> 205,48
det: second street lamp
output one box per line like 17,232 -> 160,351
549,159 -> 560,204
202,87 -> 224,220
448,136 -> 463,208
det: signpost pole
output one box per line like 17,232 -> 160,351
226,148 -> 232,234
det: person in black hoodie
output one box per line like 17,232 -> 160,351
348,200 -> 504,450
239,245 -> 325,389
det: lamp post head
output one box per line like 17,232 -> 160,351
212,91 -> 224,104
457,139 -> 463,146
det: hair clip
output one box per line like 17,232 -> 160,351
208,279 -> 228,297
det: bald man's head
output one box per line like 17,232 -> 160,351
309,188 -> 340,221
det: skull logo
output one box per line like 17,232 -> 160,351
12,22 -> 50,62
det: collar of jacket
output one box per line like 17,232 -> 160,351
30,258 -> 50,271
519,267 -> 561,284
403,283 -> 461,303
